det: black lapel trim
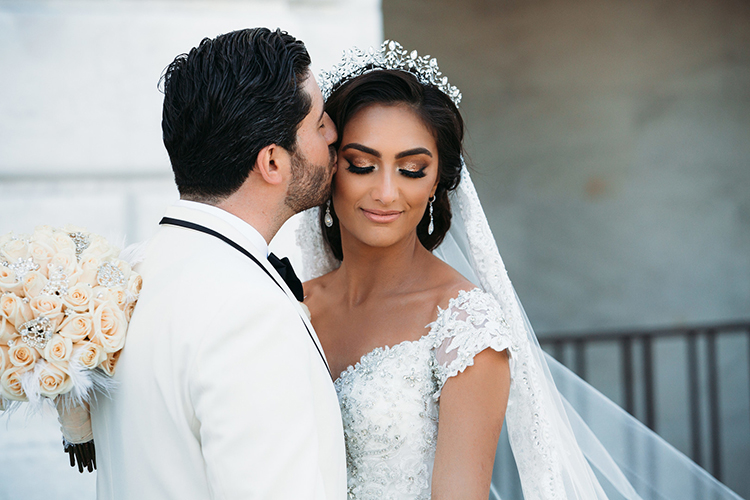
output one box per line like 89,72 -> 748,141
159,216 -> 332,377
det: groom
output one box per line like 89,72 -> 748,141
91,28 -> 346,499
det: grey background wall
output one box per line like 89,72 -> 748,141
384,0 -> 750,334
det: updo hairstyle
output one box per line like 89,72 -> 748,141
321,69 -> 465,260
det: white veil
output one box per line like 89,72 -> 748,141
298,41 -> 743,499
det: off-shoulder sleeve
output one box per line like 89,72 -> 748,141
430,288 -> 515,399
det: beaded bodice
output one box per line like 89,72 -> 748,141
333,288 -> 515,500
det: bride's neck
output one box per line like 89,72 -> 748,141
337,232 -> 431,306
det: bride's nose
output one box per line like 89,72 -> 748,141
372,170 -> 397,205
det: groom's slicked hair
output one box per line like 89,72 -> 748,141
161,28 -> 312,202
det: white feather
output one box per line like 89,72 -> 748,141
119,239 -> 150,267
20,362 -> 43,411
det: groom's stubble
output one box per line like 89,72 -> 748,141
284,145 -> 336,214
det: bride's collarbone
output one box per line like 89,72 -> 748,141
313,287 -> 454,379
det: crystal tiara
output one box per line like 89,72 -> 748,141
318,40 -> 462,107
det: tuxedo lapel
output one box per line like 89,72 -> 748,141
160,205 -> 330,371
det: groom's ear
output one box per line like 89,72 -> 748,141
255,144 -> 291,186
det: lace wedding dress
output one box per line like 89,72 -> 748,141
334,288 -> 512,499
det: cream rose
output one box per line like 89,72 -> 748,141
0,315 -> 19,343
100,351 -> 121,376
77,256 -> 101,287
29,295 -> 64,331
51,230 -> 77,254
0,294 -> 34,327
0,265 -> 23,295
128,273 -> 143,297
37,362 -> 73,398
43,334 -> 73,363
0,365 -> 28,401
90,286 -> 115,310
90,301 -> 127,353
0,345 -> 9,373
49,249 -> 78,277
80,235 -> 118,262
9,342 -> 40,368
0,237 -> 29,262
64,268 -> 83,288
28,241 -> 55,276
31,226 -> 57,252
111,289 -> 129,311
22,271 -> 48,299
58,313 -> 94,342
0,233 -> 13,248
73,342 -> 104,370
63,283 -> 93,313
123,300 -> 137,321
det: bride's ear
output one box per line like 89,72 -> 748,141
430,178 -> 439,198
255,144 -> 291,186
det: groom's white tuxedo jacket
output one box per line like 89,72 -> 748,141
91,203 -> 347,500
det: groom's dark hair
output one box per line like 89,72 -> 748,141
161,28 -> 312,202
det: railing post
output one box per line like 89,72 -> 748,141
621,337 -> 635,416
687,331 -> 703,467
552,340 -> 564,365
706,329 -> 722,481
575,338 -> 587,380
642,336 -> 655,431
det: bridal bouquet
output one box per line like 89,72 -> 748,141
0,225 -> 141,412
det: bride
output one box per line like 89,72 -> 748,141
304,68 -> 508,499
296,42 -> 742,499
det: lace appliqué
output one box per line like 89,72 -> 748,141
429,288 -> 516,399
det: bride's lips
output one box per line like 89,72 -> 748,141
362,209 -> 402,223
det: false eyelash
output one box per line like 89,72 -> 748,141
346,163 -> 375,174
400,168 -> 427,179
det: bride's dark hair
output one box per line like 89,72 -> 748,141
321,69 -> 465,260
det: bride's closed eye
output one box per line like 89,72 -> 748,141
399,165 -> 427,179
345,161 -> 375,174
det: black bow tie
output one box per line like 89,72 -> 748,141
267,253 -> 304,302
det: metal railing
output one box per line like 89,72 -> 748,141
539,321 -> 750,484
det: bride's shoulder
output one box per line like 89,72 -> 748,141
428,257 -> 503,320
427,253 -> 481,310
302,269 -> 337,304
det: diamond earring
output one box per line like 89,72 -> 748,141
324,199 -> 334,228
427,196 -> 435,235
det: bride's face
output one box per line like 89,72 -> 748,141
332,104 -> 439,250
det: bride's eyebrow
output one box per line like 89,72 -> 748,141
341,143 -> 381,158
396,147 -> 432,159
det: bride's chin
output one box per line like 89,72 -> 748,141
342,227 -> 420,252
